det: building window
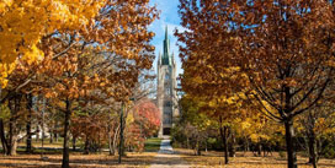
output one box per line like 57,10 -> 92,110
165,101 -> 171,107
163,115 -> 171,124
164,107 -> 171,114
165,87 -> 170,95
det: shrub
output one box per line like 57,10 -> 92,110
323,145 -> 335,159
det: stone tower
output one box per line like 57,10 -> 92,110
157,26 -> 179,137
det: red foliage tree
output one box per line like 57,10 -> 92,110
125,99 -> 160,152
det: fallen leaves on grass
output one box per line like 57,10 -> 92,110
0,152 -> 156,168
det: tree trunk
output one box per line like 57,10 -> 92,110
196,138 -> 201,156
257,143 -> 262,157
26,94 -> 33,153
220,126 -> 229,164
7,133 -> 17,156
112,125 -> 120,156
0,119 -> 8,154
7,97 -> 20,156
49,130 -> 53,144
0,88 -> 6,154
118,102 -> 124,163
306,111 -> 318,168
308,132 -> 318,168
72,136 -> 76,151
55,132 -> 59,142
284,120 -> 298,168
36,125 -> 40,142
229,128 -> 236,157
54,121 -> 59,143
26,120 -> 32,153
108,123 -> 114,155
62,100 -> 71,168
84,138 -> 90,154
243,137 -> 249,157
108,134 -> 113,155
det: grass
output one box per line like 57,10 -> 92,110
144,137 -> 162,152
18,138 -> 63,149
17,138 -> 86,149
173,149 -> 335,168
0,137 -> 162,167
16,146 -> 66,154
15,137 -> 162,154
8,138 -> 334,168
0,152 -> 156,168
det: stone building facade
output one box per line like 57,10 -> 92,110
157,26 -> 179,137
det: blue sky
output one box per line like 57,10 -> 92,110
149,0 -> 185,76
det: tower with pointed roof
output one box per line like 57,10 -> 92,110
157,26 -> 179,136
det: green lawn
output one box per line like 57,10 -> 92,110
144,137 -> 162,152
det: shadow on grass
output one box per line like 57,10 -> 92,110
16,147 -> 83,155
0,154 -> 194,167
180,155 -> 335,168
0,153 -> 154,167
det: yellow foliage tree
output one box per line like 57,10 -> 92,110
0,0 -> 103,87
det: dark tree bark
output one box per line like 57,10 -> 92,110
84,138 -> 90,154
36,126 -> 40,142
243,137 -> 249,156
0,88 -> 6,155
0,119 -> 8,154
62,99 -> 71,168
285,120 -> 298,168
196,137 -> 201,156
220,126 -> 229,164
49,130 -> 53,143
307,128 -> 318,168
107,112 -> 115,155
54,121 -> 59,143
257,143 -> 262,157
55,133 -> 58,142
26,94 -> 33,153
305,111 -> 318,168
308,135 -> 318,168
72,136 -> 76,151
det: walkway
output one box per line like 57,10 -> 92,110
149,137 -> 189,168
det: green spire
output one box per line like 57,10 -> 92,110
165,26 -> 169,42
162,26 -> 170,65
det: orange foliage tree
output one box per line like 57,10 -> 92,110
176,1 -> 334,168
0,0 -> 157,167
